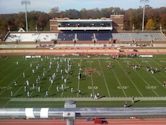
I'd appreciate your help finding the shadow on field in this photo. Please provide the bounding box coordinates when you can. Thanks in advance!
[127,100,141,107]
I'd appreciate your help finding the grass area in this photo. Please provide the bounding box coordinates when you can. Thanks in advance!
[3,100,166,108]
[0,55,166,107]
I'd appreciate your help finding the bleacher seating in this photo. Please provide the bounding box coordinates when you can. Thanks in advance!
[58,32,75,41]
[5,32,58,42]
[5,31,165,43]
[20,33,39,42]
[58,31,112,41]
[112,33,166,41]
[112,33,131,41]
[95,31,112,41]
[5,33,21,42]
[77,32,93,41]
[38,33,58,41]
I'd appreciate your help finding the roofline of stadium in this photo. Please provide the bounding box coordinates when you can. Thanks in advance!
[6,30,164,33]
[56,19,112,23]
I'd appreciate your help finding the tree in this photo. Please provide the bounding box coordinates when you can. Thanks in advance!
[80,9,88,19]
[15,13,25,29]
[37,13,50,31]
[64,9,80,19]
[86,8,101,18]
[145,19,156,30]
[0,6,165,36]
[7,16,17,31]
[160,13,166,29]
[49,6,59,18]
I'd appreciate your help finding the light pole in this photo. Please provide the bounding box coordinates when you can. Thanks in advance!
[140,0,149,32]
[21,0,30,32]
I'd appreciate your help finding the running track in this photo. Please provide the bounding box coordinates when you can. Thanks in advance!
[1,118,166,125]
[1,48,166,56]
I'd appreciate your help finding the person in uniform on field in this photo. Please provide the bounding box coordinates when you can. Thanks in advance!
[61,84,64,91]
[37,86,40,92]
[23,72,25,78]
[49,64,51,69]
[56,86,59,92]
[30,63,32,68]
[24,86,27,92]
[32,84,35,89]
[32,69,35,74]
[78,89,81,94]
[132,96,135,104]
[163,81,166,87]
[64,79,67,84]
[13,81,17,86]
[26,80,29,86]
[61,75,64,80]
[71,88,73,93]
[45,91,48,96]
[43,72,45,77]
[78,74,80,80]
[27,91,30,97]
[50,79,53,84]
[94,94,98,100]
[90,93,93,98]
[79,72,82,79]
[10,91,13,97]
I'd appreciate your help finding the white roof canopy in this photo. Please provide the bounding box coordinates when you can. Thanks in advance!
[57,19,112,23]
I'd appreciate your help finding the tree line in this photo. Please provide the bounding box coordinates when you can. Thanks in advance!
[0,6,165,38]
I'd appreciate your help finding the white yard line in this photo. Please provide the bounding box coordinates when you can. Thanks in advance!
[144,60,165,88]
[133,60,159,96]
[111,69,127,97]
[116,60,143,97]
[135,72,159,96]
[152,60,166,79]
[98,59,111,97]
[0,64,14,83]
[12,60,43,97]
[90,74,95,96]
[13,87,23,96]
[3,99,11,108]
[89,62,95,96]
[0,60,37,98]
[77,79,80,97]
[0,70,23,96]
[48,83,53,91]
[77,59,82,97]
[0,64,30,96]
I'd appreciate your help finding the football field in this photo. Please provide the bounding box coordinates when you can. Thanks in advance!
[0,55,166,107]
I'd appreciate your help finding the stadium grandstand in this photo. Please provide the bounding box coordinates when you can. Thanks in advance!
[4,31,166,43]
[2,17,166,46]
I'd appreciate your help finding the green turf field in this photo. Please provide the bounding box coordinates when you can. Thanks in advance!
[0,55,166,108]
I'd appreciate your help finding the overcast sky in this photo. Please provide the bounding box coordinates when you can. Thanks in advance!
[0,0,165,14]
